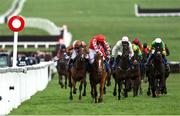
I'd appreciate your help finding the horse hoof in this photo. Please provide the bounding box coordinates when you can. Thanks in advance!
[61,84,64,88]
[113,92,117,96]
[152,94,156,98]
[124,93,128,98]
[73,89,77,94]
[147,91,151,96]
[98,98,103,103]
[107,82,111,86]
[69,96,73,100]
[82,93,86,96]
[118,96,121,100]
[79,96,82,100]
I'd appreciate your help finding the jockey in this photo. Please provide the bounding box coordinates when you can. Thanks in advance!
[54,42,68,61]
[146,38,169,70]
[112,36,134,70]
[132,43,142,58]
[142,42,150,56]
[132,38,143,51]
[68,40,87,69]
[89,34,111,72]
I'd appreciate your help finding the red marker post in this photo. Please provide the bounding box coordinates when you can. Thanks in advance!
[8,16,25,67]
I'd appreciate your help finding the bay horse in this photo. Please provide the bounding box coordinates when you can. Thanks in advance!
[56,48,69,89]
[113,42,131,100]
[147,44,166,97]
[89,52,107,103]
[69,46,87,100]
[130,50,142,97]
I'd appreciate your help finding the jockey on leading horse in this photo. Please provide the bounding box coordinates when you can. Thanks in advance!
[68,40,88,70]
[112,36,134,70]
[146,38,170,71]
[88,34,111,73]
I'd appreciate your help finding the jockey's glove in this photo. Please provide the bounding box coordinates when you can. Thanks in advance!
[162,51,166,56]
[152,49,155,54]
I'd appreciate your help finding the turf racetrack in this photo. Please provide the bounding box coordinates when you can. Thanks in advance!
[10,74,180,115]
[0,0,180,114]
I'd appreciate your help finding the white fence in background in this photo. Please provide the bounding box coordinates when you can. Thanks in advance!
[134,4,180,17]
[0,41,58,49]
[0,61,53,115]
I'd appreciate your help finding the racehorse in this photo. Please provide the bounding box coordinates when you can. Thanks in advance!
[141,50,148,83]
[69,46,87,100]
[130,50,142,97]
[89,52,107,103]
[112,42,131,100]
[56,48,69,89]
[146,44,166,97]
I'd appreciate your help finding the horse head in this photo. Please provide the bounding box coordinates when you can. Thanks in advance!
[74,46,87,69]
[154,44,163,64]
[122,42,130,58]
[94,52,105,76]
[119,42,130,70]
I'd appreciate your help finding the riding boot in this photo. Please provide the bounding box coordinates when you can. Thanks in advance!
[68,59,74,70]
[165,64,170,72]
[104,60,110,73]
[85,59,90,72]
[112,61,116,71]
[162,55,170,72]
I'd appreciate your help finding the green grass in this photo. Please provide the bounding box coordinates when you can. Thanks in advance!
[0,0,13,15]
[10,73,180,115]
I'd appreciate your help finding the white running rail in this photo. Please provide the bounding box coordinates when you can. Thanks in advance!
[0,61,53,115]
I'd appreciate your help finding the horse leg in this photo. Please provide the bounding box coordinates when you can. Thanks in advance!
[147,77,151,96]
[58,74,64,88]
[94,85,98,103]
[132,80,136,97]
[79,80,83,100]
[70,76,77,94]
[65,75,67,89]
[69,78,73,100]
[124,79,129,98]
[73,81,77,94]
[113,78,117,96]
[104,86,106,95]
[151,78,156,98]
[117,80,121,100]
[90,78,94,98]
[139,78,143,96]
[82,79,87,96]
[163,77,167,94]
[106,72,111,86]
[98,77,106,103]
[159,75,166,95]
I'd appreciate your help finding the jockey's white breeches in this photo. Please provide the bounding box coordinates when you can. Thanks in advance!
[89,49,96,64]
[71,49,77,59]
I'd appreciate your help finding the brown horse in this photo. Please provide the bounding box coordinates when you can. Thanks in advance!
[69,46,87,100]
[89,52,107,103]
[56,49,70,89]
[113,42,131,100]
[130,50,142,97]
[147,45,166,97]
